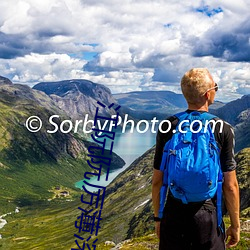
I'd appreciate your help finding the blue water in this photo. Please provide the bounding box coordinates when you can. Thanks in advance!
[75,127,156,191]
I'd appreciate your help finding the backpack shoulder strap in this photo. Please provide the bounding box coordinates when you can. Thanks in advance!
[201,112,223,230]
[173,111,189,121]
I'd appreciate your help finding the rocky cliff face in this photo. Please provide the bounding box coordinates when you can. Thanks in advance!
[234,108,250,152]
[211,94,250,152]
[33,79,119,120]
[213,94,250,125]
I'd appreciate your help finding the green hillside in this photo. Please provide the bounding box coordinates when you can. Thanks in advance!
[0,82,123,250]
[0,83,124,214]
[0,84,89,213]
[0,148,249,250]
[235,147,250,214]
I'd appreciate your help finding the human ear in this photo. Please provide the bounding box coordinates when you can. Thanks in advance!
[204,92,209,100]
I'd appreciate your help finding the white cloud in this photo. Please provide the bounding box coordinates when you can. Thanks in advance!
[0,0,249,101]
[0,53,87,85]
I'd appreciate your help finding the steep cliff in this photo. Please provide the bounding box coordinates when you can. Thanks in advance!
[33,79,119,120]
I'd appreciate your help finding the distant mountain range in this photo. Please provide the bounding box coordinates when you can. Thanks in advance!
[2,75,250,153]
[33,79,250,152]
[114,91,186,117]
[32,79,227,122]
[213,94,250,125]
[114,91,225,119]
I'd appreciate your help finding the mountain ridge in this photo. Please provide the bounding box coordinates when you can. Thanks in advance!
[213,94,250,152]
[33,79,119,121]
[213,94,250,125]
[0,75,12,85]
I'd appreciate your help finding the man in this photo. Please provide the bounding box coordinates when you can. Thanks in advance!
[152,68,240,250]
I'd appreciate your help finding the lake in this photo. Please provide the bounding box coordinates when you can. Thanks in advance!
[75,126,156,191]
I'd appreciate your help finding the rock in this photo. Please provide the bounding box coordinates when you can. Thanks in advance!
[241,219,250,232]
[104,240,116,247]
[0,219,7,229]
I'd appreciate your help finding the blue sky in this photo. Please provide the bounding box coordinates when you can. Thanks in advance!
[0,0,249,102]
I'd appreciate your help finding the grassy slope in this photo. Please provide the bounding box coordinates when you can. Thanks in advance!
[0,157,89,212]
[0,98,90,213]
[0,200,81,249]
[0,84,125,249]
[0,84,124,215]
[235,148,250,213]
[96,148,155,244]
[98,217,250,250]
[0,149,155,249]
[0,97,95,249]
[1,209,248,250]
[0,146,249,249]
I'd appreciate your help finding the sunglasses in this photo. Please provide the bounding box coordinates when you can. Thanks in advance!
[203,83,218,95]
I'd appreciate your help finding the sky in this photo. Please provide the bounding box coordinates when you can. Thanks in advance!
[0,0,249,102]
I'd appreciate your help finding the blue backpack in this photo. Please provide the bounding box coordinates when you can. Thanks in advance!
[158,111,223,228]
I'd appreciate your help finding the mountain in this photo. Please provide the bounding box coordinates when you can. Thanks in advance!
[114,90,225,120]
[114,91,249,124]
[0,79,124,213]
[114,91,186,118]
[209,100,225,110]
[32,80,227,122]
[213,94,250,125]
[212,94,250,152]
[33,79,120,121]
[0,76,248,249]
[234,108,250,152]
[0,83,86,161]
[0,75,12,85]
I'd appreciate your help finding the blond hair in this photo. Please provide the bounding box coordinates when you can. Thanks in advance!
[181,68,214,104]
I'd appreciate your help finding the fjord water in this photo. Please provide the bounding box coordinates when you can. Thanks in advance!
[75,126,156,191]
